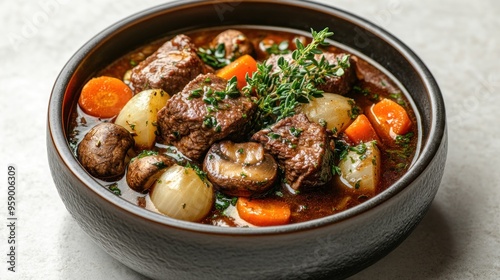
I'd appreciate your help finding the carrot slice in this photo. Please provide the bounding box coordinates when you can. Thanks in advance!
[78,76,133,118]
[367,98,412,140]
[216,54,257,90]
[236,197,291,227]
[344,114,380,145]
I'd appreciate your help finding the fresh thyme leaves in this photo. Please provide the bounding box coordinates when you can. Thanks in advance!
[188,88,203,99]
[289,127,303,137]
[197,43,230,69]
[266,40,291,55]
[224,76,240,98]
[203,115,218,129]
[243,27,349,128]
[190,77,240,132]
[267,132,281,140]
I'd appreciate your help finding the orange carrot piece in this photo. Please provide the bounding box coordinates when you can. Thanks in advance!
[216,54,257,90]
[236,197,291,227]
[78,76,133,118]
[368,98,412,140]
[344,114,380,145]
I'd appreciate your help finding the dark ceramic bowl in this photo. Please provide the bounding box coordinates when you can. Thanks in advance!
[47,0,447,279]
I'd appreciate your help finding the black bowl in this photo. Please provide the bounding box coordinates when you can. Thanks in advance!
[47,0,447,279]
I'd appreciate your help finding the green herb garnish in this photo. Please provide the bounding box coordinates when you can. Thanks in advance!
[197,43,230,69]
[243,28,349,128]
[214,192,238,212]
[185,162,209,185]
[389,92,407,106]
[289,127,303,137]
[266,40,291,55]
[131,150,159,162]
[107,183,121,196]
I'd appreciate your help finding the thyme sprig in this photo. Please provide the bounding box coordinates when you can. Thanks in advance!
[243,28,350,128]
[197,43,231,69]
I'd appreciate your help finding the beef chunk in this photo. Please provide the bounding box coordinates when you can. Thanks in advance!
[251,113,332,191]
[210,29,254,60]
[266,52,356,95]
[315,53,356,95]
[129,34,213,94]
[156,73,257,161]
[351,55,401,94]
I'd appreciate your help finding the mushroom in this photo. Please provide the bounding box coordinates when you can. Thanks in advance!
[210,29,254,60]
[77,122,134,181]
[126,154,175,193]
[203,141,278,197]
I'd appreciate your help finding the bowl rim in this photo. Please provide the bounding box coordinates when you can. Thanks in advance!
[48,0,445,236]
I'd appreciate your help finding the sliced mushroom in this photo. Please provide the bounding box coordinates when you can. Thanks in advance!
[77,122,134,181]
[203,141,278,197]
[126,154,176,193]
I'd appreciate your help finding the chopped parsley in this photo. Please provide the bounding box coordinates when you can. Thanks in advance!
[153,161,169,169]
[107,183,121,196]
[214,192,238,212]
[131,150,159,162]
[185,162,209,185]
[387,132,415,172]
[289,127,303,137]
[354,180,361,189]
[267,132,281,139]
[389,92,407,106]
[349,142,367,155]
[348,99,361,120]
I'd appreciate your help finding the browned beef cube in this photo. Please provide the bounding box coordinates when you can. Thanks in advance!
[156,73,257,161]
[251,113,332,191]
[266,52,356,95]
[129,34,213,94]
[315,52,356,95]
[351,55,401,94]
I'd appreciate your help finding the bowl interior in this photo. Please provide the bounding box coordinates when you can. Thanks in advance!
[49,0,445,234]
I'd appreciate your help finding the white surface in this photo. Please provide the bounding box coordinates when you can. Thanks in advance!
[0,0,499,279]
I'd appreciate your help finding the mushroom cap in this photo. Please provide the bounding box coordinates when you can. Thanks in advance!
[203,141,278,197]
[126,154,176,193]
[77,122,134,181]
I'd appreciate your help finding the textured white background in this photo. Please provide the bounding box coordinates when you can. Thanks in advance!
[1,0,499,279]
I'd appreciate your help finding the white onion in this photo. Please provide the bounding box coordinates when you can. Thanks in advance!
[302,93,355,135]
[150,164,214,222]
[338,141,381,195]
[115,89,170,150]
